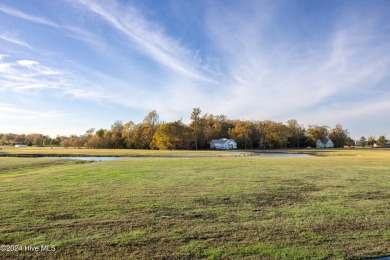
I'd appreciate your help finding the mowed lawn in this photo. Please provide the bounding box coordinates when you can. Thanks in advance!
[0,150,390,259]
[0,146,251,157]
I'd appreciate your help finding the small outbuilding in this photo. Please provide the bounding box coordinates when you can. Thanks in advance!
[316,138,334,148]
[210,138,237,150]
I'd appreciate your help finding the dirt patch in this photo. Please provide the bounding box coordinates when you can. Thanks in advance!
[349,191,390,200]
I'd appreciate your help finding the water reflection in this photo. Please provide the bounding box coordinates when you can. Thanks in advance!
[45,157,125,161]
[260,153,313,158]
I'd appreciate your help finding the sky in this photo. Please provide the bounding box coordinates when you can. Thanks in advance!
[1,0,389,139]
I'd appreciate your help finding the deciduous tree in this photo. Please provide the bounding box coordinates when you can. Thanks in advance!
[228,121,255,149]
[306,125,329,147]
[377,135,386,147]
[190,107,202,150]
[367,136,376,147]
[328,124,350,148]
[359,136,367,148]
[150,121,192,150]
[286,119,306,148]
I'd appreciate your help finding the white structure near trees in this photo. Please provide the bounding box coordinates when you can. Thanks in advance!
[316,138,334,148]
[210,138,237,150]
[14,144,27,148]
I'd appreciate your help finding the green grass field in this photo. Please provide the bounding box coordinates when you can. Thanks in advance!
[0,148,389,259]
[0,146,253,157]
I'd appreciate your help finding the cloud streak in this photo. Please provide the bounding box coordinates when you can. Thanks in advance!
[199,1,390,124]
[0,103,65,120]
[0,34,34,50]
[0,55,110,100]
[0,4,59,28]
[71,0,212,82]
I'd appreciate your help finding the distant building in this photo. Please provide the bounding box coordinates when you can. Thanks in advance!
[14,144,27,148]
[210,138,237,150]
[316,138,334,148]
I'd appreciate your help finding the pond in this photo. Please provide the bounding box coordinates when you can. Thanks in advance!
[40,154,314,160]
[43,157,126,161]
[259,153,313,158]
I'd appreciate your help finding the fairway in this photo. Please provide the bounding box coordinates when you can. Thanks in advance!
[1,149,390,259]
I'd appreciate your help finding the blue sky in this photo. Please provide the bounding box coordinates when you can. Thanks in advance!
[1,0,389,139]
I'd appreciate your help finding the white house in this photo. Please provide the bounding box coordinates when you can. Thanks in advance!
[14,144,27,148]
[210,138,237,150]
[316,138,334,148]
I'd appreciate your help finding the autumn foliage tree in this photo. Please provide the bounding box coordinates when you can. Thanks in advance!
[305,125,329,147]
[228,121,256,149]
[150,121,192,150]
[203,114,231,145]
[3,108,366,151]
[286,119,306,148]
[328,124,350,148]
[376,135,387,147]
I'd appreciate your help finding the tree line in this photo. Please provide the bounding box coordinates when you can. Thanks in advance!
[1,108,388,150]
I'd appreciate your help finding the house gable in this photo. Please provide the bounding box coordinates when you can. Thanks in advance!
[316,138,334,148]
[210,138,237,150]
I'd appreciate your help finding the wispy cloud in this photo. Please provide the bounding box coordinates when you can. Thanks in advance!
[199,1,390,122]
[0,55,110,100]
[17,59,39,68]
[0,34,34,50]
[17,59,62,75]
[0,4,59,28]
[63,25,109,55]
[0,53,6,62]
[0,103,64,120]
[0,62,15,74]
[0,3,111,56]
[71,0,212,81]
[63,0,390,127]
[0,102,89,136]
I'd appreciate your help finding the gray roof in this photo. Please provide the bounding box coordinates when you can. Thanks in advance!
[317,138,331,144]
[211,138,235,145]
